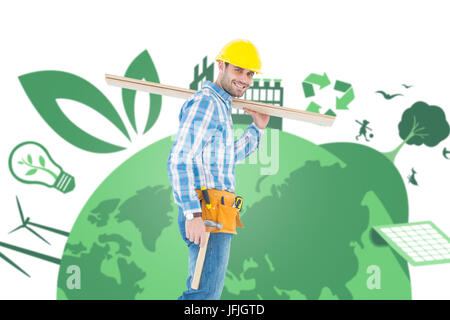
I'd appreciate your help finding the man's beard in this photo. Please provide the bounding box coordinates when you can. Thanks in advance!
[220,77,245,98]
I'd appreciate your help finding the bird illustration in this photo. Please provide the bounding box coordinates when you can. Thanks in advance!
[402,84,413,89]
[376,90,404,100]
[407,168,418,186]
[9,196,50,245]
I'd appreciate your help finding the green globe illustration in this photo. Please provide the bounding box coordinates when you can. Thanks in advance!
[56,126,411,299]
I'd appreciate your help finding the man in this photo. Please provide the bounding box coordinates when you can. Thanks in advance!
[167,39,270,300]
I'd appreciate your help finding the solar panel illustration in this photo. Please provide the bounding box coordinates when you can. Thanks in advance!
[373,221,450,266]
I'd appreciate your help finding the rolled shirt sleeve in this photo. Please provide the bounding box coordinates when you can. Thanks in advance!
[234,121,264,164]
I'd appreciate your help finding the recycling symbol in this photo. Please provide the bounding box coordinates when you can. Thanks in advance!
[302,72,354,116]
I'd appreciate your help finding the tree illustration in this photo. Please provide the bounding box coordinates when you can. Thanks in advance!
[384,101,449,162]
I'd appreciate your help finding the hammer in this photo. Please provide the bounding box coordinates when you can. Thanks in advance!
[191,220,223,290]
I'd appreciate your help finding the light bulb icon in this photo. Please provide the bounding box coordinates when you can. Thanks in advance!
[9,141,75,193]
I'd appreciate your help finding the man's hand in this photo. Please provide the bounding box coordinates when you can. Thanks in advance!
[243,107,270,130]
[185,216,207,247]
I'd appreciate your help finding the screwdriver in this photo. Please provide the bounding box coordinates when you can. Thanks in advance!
[201,186,212,209]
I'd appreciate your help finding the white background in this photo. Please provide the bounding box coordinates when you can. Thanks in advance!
[0,0,449,299]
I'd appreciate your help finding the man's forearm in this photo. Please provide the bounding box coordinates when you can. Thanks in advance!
[234,121,264,163]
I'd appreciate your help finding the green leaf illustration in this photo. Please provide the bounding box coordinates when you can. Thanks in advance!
[27,154,32,164]
[26,169,37,176]
[17,161,24,165]
[39,155,46,167]
[19,71,131,153]
[122,50,162,135]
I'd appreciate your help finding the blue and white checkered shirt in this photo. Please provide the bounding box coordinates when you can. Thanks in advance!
[167,80,264,217]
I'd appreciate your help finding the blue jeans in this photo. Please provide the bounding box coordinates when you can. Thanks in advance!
[177,206,233,300]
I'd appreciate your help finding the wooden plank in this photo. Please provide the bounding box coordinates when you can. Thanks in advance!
[105,74,335,127]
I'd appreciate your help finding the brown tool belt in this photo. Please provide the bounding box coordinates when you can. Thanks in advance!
[195,188,244,235]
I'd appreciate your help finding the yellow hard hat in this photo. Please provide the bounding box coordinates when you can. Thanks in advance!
[216,39,262,74]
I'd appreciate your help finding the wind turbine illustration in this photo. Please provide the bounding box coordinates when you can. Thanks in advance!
[0,250,30,277]
[0,196,69,277]
[9,196,70,245]
[0,240,62,278]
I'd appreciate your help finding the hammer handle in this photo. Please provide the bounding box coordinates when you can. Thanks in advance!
[191,232,211,290]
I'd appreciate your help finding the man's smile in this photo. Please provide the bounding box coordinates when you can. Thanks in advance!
[232,80,247,90]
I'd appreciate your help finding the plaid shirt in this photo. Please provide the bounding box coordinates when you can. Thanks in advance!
[167,81,264,217]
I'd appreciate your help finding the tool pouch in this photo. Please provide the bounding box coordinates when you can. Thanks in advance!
[196,188,244,235]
